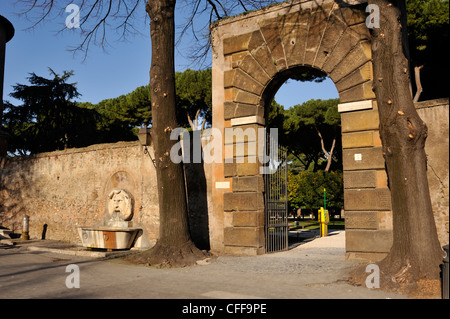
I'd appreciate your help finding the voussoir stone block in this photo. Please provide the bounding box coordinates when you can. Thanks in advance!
[224,88,260,105]
[322,23,370,74]
[333,5,368,27]
[281,10,310,67]
[224,102,262,120]
[313,13,348,69]
[248,31,278,78]
[223,33,252,55]
[330,41,372,83]
[231,68,264,96]
[239,54,271,85]
[335,62,373,93]
[304,5,335,66]
[339,80,375,103]
[231,51,249,68]
[259,22,286,71]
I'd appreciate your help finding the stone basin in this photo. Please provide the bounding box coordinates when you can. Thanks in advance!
[77,226,140,250]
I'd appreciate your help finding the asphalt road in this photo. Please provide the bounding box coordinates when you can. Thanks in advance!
[0,230,408,302]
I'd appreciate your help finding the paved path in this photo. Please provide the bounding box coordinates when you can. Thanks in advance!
[0,231,407,300]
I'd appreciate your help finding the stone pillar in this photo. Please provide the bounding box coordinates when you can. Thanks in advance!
[223,116,266,255]
[338,99,393,261]
[0,15,14,157]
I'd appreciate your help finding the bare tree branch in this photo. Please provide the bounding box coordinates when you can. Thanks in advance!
[15,0,145,61]
[15,0,281,65]
[177,0,281,68]
[317,129,336,172]
[413,65,423,103]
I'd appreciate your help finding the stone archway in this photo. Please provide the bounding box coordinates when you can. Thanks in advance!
[210,0,393,260]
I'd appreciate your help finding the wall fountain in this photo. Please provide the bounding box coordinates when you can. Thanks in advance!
[78,189,141,250]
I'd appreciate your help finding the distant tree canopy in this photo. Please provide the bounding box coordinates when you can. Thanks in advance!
[175,68,212,130]
[278,98,342,173]
[270,98,343,212]
[287,170,343,212]
[78,84,152,144]
[3,68,213,155]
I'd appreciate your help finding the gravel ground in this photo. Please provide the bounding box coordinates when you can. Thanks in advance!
[210,230,356,280]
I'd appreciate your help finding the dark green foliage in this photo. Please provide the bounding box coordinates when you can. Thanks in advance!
[175,68,212,129]
[266,97,344,212]
[287,170,343,212]
[288,67,327,83]
[78,84,152,143]
[4,69,100,155]
[282,98,342,172]
[407,0,449,100]
[3,68,214,155]
[267,100,285,131]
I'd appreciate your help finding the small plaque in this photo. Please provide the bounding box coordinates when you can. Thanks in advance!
[215,181,230,189]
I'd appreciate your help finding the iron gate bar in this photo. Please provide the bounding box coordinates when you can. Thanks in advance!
[264,131,288,253]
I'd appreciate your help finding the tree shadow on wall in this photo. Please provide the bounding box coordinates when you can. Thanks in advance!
[183,131,210,251]
[0,156,36,235]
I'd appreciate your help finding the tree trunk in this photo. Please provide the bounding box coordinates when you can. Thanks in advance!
[128,0,205,267]
[366,0,443,296]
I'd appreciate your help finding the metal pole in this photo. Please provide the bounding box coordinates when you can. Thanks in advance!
[22,215,29,240]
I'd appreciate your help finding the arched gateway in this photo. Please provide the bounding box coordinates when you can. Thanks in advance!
[210,0,393,261]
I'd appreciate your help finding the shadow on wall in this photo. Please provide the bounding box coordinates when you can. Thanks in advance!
[184,131,210,251]
[0,156,36,236]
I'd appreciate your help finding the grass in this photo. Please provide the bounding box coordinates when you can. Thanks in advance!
[289,219,345,231]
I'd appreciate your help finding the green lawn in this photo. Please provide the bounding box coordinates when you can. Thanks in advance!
[289,219,345,230]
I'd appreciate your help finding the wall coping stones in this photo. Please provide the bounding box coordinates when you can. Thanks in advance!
[214,0,336,29]
[5,141,142,161]
[414,98,449,110]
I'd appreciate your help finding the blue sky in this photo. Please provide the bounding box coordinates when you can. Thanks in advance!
[1,1,338,109]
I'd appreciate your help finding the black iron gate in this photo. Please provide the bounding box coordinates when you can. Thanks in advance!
[263,131,288,253]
